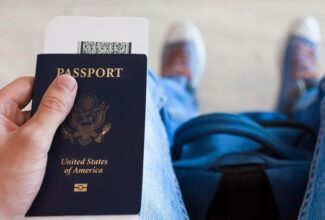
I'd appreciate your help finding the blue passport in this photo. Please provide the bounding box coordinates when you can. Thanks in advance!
[27,54,147,216]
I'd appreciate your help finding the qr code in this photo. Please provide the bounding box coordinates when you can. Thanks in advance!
[80,41,132,54]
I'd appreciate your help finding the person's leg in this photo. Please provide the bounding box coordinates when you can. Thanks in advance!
[277,17,322,131]
[278,17,325,220]
[140,70,189,220]
[158,22,206,141]
[141,22,206,219]
[298,78,325,220]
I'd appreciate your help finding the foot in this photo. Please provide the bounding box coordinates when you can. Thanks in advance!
[161,22,206,91]
[277,16,321,115]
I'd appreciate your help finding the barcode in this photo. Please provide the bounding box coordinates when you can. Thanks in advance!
[80,41,132,54]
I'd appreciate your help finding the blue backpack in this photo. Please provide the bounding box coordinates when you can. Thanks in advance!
[172,112,316,220]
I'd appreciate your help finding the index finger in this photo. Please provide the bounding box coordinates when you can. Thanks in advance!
[0,76,34,109]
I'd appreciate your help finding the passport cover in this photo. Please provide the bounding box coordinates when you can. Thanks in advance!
[27,54,147,216]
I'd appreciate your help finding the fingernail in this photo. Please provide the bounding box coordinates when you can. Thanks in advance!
[56,75,76,92]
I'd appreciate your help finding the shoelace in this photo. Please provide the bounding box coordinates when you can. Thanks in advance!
[161,42,194,79]
[291,41,318,80]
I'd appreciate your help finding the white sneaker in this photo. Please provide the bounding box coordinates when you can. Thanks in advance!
[161,22,206,91]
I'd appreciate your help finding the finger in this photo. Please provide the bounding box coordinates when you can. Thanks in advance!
[8,110,30,127]
[0,77,34,109]
[22,75,77,148]
[14,110,31,126]
[23,110,31,122]
[0,114,19,133]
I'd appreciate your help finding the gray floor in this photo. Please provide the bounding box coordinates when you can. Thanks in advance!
[1,0,325,113]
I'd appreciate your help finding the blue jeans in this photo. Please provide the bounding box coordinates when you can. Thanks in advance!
[298,78,325,220]
[140,70,196,220]
[141,68,324,219]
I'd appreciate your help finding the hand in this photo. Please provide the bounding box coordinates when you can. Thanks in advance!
[0,75,77,220]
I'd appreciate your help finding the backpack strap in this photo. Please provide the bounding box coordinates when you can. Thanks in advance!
[172,113,311,160]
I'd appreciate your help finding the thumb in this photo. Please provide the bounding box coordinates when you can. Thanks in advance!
[24,75,77,141]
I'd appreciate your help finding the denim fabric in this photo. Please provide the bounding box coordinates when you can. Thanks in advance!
[292,86,322,132]
[298,78,325,220]
[141,67,325,219]
[140,70,189,220]
[159,76,199,142]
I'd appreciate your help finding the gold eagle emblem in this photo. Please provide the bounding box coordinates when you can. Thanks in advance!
[61,93,111,146]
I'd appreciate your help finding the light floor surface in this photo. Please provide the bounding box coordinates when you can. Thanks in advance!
[1,0,325,113]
